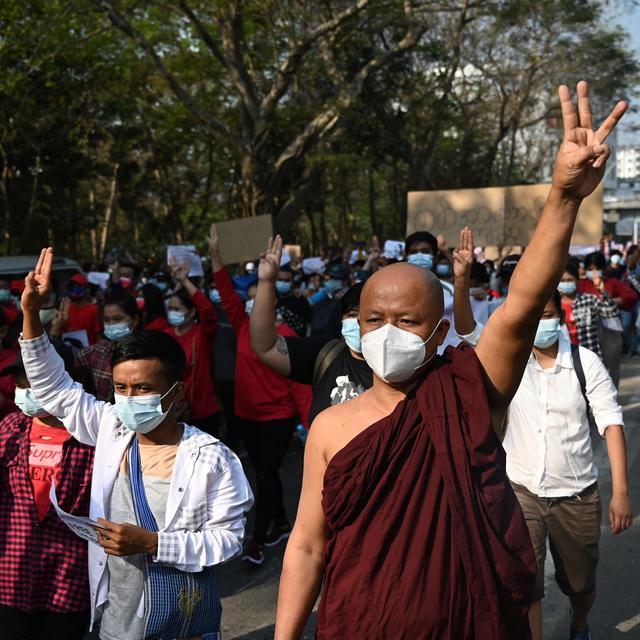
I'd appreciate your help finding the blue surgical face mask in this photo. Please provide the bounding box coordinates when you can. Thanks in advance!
[104,323,131,341]
[341,317,361,353]
[585,270,602,281]
[325,279,344,293]
[610,254,622,266]
[558,282,577,296]
[151,280,169,293]
[209,289,222,304]
[275,280,292,295]
[0,289,11,302]
[534,318,561,349]
[14,387,48,418]
[167,310,187,327]
[114,383,178,434]
[436,263,451,277]
[407,252,434,270]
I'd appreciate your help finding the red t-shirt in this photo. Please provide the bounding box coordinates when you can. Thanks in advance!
[28,419,72,521]
[165,290,219,420]
[0,348,17,418]
[561,300,578,345]
[145,316,170,332]
[65,302,102,345]
[1,301,19,326]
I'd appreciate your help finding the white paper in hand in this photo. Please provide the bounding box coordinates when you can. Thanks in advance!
[166,245,204,278]
[49,482,103,546]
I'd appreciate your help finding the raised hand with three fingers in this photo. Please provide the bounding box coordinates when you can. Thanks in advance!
[22,248,54,314]
[552,80,627,200]
[453,227,474,281]
[259,235,283,284]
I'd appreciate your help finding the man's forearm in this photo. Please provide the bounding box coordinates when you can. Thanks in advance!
[506,187,581,320]
[250,280,278,354]
[275,546,324,640]
[22,307,45,341]
[605,425,629,495]
[454,275,476,336]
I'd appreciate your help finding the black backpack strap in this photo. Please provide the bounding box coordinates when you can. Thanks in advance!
[571,343,590,413]
[313,338,347,390]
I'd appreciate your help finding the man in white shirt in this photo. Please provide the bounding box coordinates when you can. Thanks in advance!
[19,248,254,640]
[504,290,633,640]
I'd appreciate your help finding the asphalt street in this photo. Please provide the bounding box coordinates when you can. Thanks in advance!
[218,357,640,640]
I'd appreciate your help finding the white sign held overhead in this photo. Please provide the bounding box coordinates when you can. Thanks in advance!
[166,245,204,278]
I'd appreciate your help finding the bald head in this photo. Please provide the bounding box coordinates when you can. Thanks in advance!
[363,263,443,315]
[360,262,446,340]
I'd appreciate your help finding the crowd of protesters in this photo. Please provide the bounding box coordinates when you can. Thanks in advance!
[0,82,635,640]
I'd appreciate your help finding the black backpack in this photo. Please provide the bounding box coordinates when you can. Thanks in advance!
[312,338,347,391]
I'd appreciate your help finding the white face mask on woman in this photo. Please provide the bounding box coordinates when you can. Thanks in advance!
[360,320,442,383]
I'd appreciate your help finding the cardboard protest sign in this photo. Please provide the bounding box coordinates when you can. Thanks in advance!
[407,187,505,247]
[166,245,204,277]
[503,183,603,246]
[407,183,603,246]
[215,215,273,266]
[284,244,302,260]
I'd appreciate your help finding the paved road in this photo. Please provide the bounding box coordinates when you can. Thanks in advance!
[219,359,640,639]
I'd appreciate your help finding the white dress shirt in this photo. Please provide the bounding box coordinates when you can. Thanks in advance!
[20,332,254,629]
[504,333,623,498]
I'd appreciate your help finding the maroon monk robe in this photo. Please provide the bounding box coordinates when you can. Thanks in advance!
[318,343,536,639]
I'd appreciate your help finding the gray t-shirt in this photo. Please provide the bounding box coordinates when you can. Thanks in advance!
[99,445,175,640]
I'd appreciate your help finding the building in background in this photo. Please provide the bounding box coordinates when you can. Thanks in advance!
[603,134,640,241]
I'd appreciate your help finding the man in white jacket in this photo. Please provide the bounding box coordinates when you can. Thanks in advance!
[19,248,253,640]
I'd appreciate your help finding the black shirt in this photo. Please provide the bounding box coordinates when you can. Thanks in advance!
[277,295,312,336]
[286,336,373,424]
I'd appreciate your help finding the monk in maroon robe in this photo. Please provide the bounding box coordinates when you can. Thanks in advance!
[273,82,626,639]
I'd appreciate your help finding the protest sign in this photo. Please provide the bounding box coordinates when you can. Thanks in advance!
[302,257,325,274]
[407,183,603,246]
[63,330,89,348]
[87,272,110,290]
[382,240,405,260]
[166,245,204,277]
[50,483,104,546]
[215,214,273,265]
[284,244,302,260]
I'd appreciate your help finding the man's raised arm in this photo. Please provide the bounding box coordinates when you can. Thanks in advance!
[249,235,292,377]
[476,81,627,419]
[20,248,112,446]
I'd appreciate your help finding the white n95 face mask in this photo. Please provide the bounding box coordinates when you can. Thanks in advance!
[360,320,442,383]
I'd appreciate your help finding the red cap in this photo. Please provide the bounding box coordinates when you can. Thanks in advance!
[70,273,89,285]
[9,279,25,294]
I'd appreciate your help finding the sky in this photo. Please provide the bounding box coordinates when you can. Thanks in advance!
[610,2,640,144]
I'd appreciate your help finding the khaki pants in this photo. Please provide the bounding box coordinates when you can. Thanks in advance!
[511,482,601,602]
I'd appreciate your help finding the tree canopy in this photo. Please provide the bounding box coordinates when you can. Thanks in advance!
[1,0,637,260]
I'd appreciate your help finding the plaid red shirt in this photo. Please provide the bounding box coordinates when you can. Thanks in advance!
[0,411,94,613]
[74,339,115,402]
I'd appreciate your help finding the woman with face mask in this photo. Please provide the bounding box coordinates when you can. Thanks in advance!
[64,274,102,346]
[579,252,637,386]
[0,346,94,640]
[503,291,632,640]
[558,260,620,360]
[73,296,140,403]
[140,283,169,331]
[164,257,221,438]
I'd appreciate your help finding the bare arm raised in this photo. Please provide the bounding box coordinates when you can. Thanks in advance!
[249,235,292,376]
[477,81,627,422]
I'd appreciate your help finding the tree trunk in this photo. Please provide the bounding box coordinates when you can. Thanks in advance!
[99,163,119,259]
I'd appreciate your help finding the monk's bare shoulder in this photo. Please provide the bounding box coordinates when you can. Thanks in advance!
[310,390,379,464]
